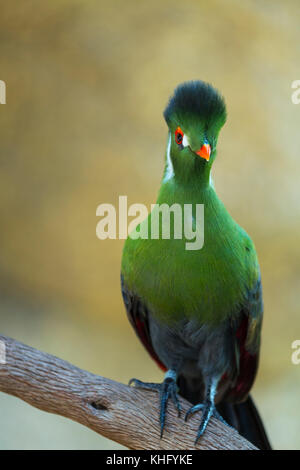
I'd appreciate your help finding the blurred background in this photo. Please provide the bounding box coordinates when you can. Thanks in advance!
[0,0,299,450]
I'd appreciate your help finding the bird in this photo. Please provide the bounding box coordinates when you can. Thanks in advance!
[121,80,271,449]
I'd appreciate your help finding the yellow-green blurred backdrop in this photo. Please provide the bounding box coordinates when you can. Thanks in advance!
[0,0,300,449]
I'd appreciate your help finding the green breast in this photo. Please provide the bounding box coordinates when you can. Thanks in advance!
[121,180,259,326]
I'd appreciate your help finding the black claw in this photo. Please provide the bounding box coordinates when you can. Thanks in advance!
[195,432,203,445]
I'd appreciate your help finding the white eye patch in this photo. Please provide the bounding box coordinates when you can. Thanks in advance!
[182,134,189,147]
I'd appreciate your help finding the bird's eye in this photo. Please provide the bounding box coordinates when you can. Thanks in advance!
[175,127,184,145]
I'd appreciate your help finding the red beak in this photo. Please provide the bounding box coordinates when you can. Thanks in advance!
[195,143,211,161]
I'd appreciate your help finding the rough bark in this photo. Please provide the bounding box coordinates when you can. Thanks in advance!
[0,335,257,450]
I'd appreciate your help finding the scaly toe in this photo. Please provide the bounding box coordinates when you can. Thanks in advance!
[195,402,214,444]
[128,378,161,392]
[159,378,181,437]
[128,373,181,439]
[185,403,204,422]
[170,384,182,417]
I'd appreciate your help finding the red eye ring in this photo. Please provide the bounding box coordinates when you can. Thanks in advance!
[175,126,184,145]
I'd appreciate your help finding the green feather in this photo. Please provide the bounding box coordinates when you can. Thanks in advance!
[121,81,260,326]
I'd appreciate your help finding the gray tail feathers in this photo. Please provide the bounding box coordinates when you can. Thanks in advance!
[177,375,271,450]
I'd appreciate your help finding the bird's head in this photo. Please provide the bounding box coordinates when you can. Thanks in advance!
[163,80,226,185]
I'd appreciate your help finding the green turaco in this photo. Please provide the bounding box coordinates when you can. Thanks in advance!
[121,80,270,449]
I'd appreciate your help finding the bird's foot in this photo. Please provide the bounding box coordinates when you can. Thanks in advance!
[185,401,231,444]
[129,370,181,437]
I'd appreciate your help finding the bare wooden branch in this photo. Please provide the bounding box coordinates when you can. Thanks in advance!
[0,335,256,450]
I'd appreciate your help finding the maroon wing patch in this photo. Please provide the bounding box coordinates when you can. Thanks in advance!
[121,276,167,372]
[227,314,259,402]
[227,279,263,403]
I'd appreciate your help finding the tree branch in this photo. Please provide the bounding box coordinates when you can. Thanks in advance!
[0,335,256,450]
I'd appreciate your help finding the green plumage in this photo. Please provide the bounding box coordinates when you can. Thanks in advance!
[121,81,270,449]
[122,171,259,326]
[121,80,260,326]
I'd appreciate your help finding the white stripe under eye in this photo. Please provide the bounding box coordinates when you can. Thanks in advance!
[182,134,189,147]
[163,133,174,182]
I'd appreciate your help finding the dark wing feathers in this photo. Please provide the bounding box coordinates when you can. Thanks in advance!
[121,274,270,448]
[121,275,167,372]
[227,278,263,402]
[121,273,263,399]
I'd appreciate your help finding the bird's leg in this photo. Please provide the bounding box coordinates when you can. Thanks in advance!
[185,376,230,444]
[129,369,181,437]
